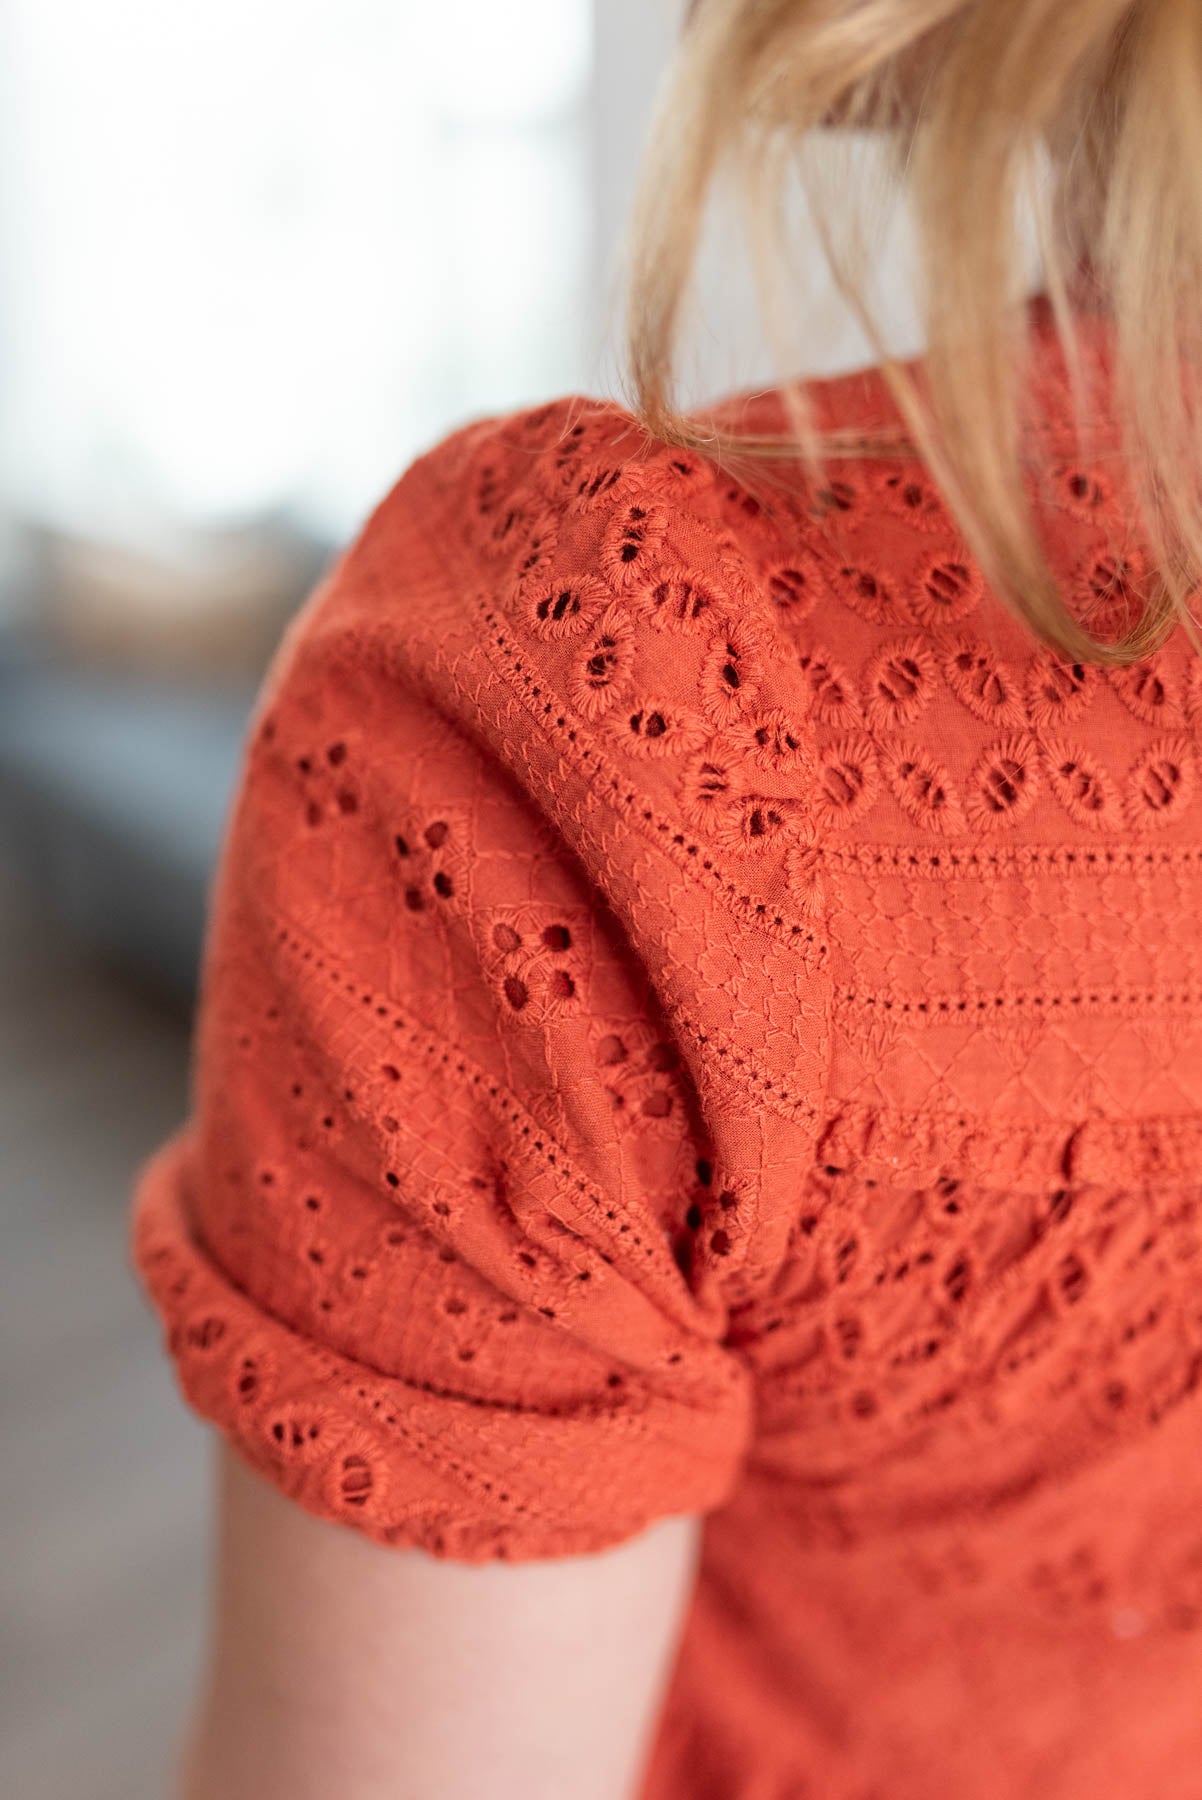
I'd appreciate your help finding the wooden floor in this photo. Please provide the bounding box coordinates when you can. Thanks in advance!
[2,868,211,1800]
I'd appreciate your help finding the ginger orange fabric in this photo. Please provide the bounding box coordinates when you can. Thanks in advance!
[131,295,1202,1797]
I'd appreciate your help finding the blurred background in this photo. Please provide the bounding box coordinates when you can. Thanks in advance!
[0,4,928,1795]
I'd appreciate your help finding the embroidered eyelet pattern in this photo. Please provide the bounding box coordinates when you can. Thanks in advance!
[965,732,1042,831]
[884,738,969,836]
[942,640,1028,728]
[568,604,636,719]
[863,637,939,730]
[872,464,948,532]
[136,379,1202,1768]
[910,555,984,629]
[1025,655,1095,728]
[524,576,609,640]
[599,497,669,593]
[699,616,764,726]
[606,698,711,759]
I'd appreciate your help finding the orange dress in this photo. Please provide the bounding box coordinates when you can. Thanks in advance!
[131,295,1202,1799]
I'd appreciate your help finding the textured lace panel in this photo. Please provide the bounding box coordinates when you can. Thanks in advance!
[129,320,1202,1795]
[131,577,755,1559]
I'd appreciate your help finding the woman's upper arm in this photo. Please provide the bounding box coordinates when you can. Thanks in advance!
[184,1440,703,1800]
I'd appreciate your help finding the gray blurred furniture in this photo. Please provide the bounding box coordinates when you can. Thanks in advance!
[0,647,255,1000]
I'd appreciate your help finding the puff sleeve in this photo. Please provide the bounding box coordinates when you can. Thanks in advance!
[128,471,754,1563]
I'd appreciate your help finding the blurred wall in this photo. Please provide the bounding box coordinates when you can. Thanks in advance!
[589,0,930,409]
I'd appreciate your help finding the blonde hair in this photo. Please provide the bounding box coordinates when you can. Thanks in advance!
[620,0,1202,667]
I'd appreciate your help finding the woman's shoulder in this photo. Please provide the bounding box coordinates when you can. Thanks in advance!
[281,390,829,783]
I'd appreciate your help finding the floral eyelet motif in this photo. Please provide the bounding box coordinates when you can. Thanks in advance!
[1072,545,1149,641]
[784,841,826,916]
[1041,737,1121,830]
[762,554,826,626]
[1187,656,1202,730]
[941,638,1028,729]
[487,907,586,1021]
[910,555,984,630]
[537,410,635,508]
[880,738,967,836]
[510,522,560,604]
[699,616,764,726]
[730,793,811,854]
[262,1399,343,1466]
[809,478,858,519]
[291,733,372,832]
[599,497,668,593]
[568,603,636,719]
[873,464,947,532]
[635,568,723,631]
[525,576,610,640]
[1125,735,1196,830]
[863,637,938,730]
[593,1020,688,1136]
[392,813,468,917]
[321,1424,392,1523]
[736,705,814,776]
[678,746,742,838]
[965,733,1042,831]
[1050,464,1113,522]
[797,647,863,728]
[1025,655,1096,729]
[482,501,531,566]
[832,563,910,628]
[606,699,710,759]
[812,732,880,829]
[1107,655,1186,729]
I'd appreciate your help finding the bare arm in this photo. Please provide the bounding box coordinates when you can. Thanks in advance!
[180,1440,702,1800]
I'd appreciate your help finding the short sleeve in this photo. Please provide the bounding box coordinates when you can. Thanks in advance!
[128,484,754,1562]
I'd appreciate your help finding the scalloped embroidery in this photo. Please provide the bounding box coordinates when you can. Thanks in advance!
[941,638,1028,728]
[737,704,814,775]
[872,464,949,532]
[785,841,826,916]
[797,647,863,728]
[1047,463,1115,524]
[729,792,813,855]
[1041,737,1122,831]
[537,411,631,507]
[678,745,743,838]
[524,575,610,640]
[879,738,967,836]
[481,497,532,566]
[567,603,636,719]
[809,477,859,520]
[321,1422,394,1523]
[592,1017,691,1135]
[568,463,630,508]
[1125,735,1197,831]
[863,637,939,730]
[700,616,765,727]
[1025,655,1096,729]
[831,563,912,628]
[1187,656,1202,730]
[635,568,724,631]
[813,731,880,828]
[964,733,1042,831]
[1072,545,1150,642]
[510,520,560,601]
[1107,655,1187,729]
[910,555,984,630]
[762,553,827,626]
[605,698,711,759]
[599,498,669,594]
